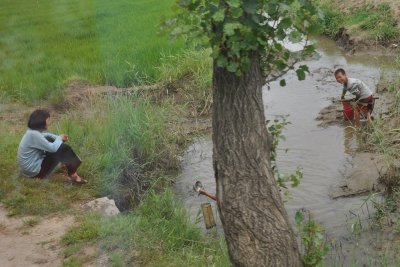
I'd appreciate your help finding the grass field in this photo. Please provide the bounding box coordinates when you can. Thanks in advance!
[0,0,184,102]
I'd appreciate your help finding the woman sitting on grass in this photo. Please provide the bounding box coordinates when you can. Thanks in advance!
[17,109,87,184]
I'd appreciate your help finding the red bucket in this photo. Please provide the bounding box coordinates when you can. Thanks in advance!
[342,102,354,120]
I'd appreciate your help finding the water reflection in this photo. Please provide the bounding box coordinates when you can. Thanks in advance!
[343,124,357,155]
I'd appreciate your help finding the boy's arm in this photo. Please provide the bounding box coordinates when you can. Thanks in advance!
[341,88,346,99]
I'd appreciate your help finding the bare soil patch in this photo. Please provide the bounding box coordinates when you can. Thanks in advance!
[330,153,386,198]
[0,204,75,267]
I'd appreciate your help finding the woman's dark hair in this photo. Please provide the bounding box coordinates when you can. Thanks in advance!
[28,109,50,130]
[334,68,346,76]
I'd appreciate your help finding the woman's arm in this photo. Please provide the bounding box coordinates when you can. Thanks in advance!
[31,131,63,153]
[42,132,59,141]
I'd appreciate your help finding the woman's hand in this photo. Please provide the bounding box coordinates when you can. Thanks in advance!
[59,134,69,142]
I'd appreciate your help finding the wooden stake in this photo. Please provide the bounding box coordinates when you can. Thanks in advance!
[201,203,216,229]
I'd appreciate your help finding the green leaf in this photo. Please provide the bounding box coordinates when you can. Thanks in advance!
[274,60,287,71]
[295,210,304,225]
[212,9,225,22]
[226,0,241,8]
[243,0,258,14]
[231,7,243,18]
[223,23,241,36]
[282,51,290,61]
[276,28,287,40]
[279,18,292,29]
[216,55,228,67]
[298,64,310,73]
[280,79,286,87]
[289,30,302,43]
[227,62,239,72]
[302,44,315,55]
[296,69,306,81]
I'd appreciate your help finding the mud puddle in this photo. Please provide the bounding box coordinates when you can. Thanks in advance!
[173,37,396,265]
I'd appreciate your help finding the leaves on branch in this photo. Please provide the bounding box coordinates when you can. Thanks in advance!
[170,0,322,82]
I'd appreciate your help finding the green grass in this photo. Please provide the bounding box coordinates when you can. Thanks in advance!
[62,190,230,266]
[63,256,83,267]
[158,49,213,115]
[0,0,183,102]
[319,2,399,42]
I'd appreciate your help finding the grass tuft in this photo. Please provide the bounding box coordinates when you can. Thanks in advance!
[158,49,213,115]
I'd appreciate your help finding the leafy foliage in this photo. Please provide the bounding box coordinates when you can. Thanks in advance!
[319,4,343,37]
[295,210,329,267]
[170,0,321,81]
[267,117,303,188]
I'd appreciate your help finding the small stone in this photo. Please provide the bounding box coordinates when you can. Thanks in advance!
[34,258,48,264]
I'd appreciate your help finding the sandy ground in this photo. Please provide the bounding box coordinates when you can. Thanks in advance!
[0,204,75,267]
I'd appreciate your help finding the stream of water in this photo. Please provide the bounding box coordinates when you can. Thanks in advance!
[173,37,392,265]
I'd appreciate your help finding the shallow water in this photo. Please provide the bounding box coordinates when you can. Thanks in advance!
[173,37,392,265]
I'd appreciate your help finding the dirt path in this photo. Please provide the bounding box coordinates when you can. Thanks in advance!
[0,204,75,267]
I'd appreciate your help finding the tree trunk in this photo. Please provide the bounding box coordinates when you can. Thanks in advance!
[212,52,301,266]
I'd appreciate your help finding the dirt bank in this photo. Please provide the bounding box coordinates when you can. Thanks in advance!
[332,0,400,25]
[334,28,400,56]
[323,0,400,55]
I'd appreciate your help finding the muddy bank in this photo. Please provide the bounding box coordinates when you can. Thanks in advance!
[316,92,394,128]
[320,0,400,55]
[333,27,400,56]
[330,153,386,198]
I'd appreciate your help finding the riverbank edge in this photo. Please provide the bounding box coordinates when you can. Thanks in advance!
[318,0,400,56]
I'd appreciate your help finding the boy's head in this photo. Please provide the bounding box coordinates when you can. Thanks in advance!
[334,68,347,85]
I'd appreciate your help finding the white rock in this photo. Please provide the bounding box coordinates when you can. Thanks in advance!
[81,197,120,216]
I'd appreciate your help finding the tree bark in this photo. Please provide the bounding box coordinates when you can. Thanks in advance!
[212,52,301,266]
